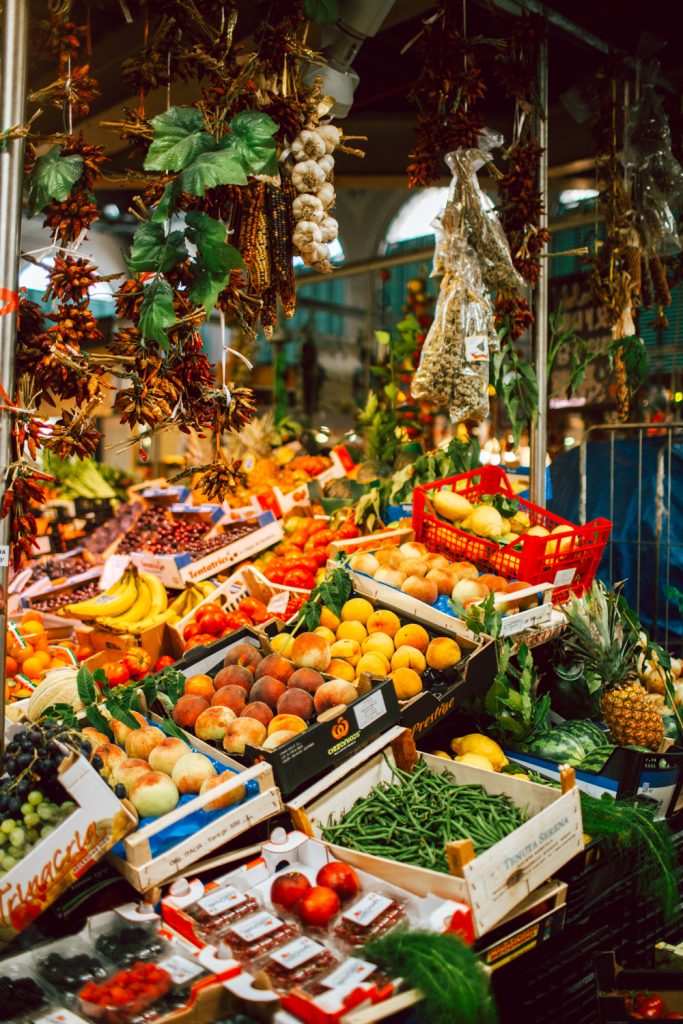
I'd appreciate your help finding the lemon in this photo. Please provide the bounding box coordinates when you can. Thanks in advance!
[431,750,452,760]
[450,734,508,771]
[454,753,495,771]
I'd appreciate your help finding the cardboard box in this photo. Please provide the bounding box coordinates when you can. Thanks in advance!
[287,729,584,937]
[78,620,186,662]
[132,512,284,588]
[0,745,136,949]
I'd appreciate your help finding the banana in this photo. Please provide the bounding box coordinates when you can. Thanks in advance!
[127,606,175,634]
[108,574,153,626]
[66,569,139,620]
[143,571,168,614]
[198,580,216,598]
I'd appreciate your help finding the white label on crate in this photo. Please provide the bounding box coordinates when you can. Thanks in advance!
[157,955,204,985]
[267,590,289,615]
[270,936,325,970]
[355,690,387,730]
[36,1011,85,1024]
[552,567,576,587]
[342,893,393,927]
[320,958,377,991]
[197,885,248,917]
[0,545,9,568]
[465,335,489,361]
[231,911,282,941]
[99,554,131,591]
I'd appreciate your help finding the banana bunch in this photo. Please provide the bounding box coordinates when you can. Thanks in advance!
[66,567,172,635]
[166,580,215,626]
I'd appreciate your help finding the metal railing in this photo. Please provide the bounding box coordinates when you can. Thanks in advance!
[579,422,683,649]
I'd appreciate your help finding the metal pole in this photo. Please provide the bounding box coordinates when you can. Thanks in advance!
[0,0,30,752]
[530,17,549,506]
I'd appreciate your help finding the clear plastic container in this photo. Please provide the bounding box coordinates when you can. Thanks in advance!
[93,922,167,967]
[260,935,340,992]
[333,893,406,947]
[181,883,260,943]
[304,956,393,998]
[79,961,173,1024]
[36,943,109,995]
[0,966,53,1023]
[221,910,299,962]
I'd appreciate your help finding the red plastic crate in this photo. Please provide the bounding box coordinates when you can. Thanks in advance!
[412,465,612,601]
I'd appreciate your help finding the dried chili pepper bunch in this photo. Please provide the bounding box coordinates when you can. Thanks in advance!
[407,5,487,187]
[494,291,534,341]
[256,0,306,78]
[30,12,99,119]
[42,133,106,245]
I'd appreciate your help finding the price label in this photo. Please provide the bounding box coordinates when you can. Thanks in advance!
[157,955,204,985]
[355,690,387,730]
[0,544,11,568]
[266,591,289,615]
[465,335,489,361]
[99,554,130,592]
[230,911,282,941]
[36,1011,85,1024]
[270,936,324,969]
[321,958,377,991]
[197,885,248,917]
[343,893,393,927]
[552,568,576,587]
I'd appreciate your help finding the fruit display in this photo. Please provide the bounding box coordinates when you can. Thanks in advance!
[30,578,101,614]
[180,595,273,652]
[253,511,360,580]
[116,505,256,557]
[64,567,178,636]
[4,612,83,702]
[27,552,96,583]
[222,453,335,510]
[79,960,173,1024]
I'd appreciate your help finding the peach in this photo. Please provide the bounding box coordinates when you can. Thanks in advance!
[503,581,539,610]
[173,694,210,729]
[426,554,451,570]
[399,558,429,578]
[314,626,337,644]
[195,706,237,742]
[148,737,191,775]
[314,680,358,714]
[426,568,457,596]
[224,643,262,673]
[240,701,274,728]
[348,552,380,575]
[200,772,246,812]
[94,743,127,781]
[336,620,367,644]
[211,685,247,716]
[249,675,287,710]
[130,772,179,818]
[394,623,429,653]
[213,665,253,691]
[452,579,489,607]
[426,637,462,670]
[340,598,374,624]
[366,609,401,638]
[262,730,298,750]
[356,652,390,677]
[374,567,407,589]
[391,646,426,673]
[114,758,151,793]
[391,667,423,700]
[362,633,394,660]
[109,710,146,747]
[319,606,341,631]
[291,632,331,671]
[288,667,325,693]
[327,659,356,683]
[223,717,267,755]
[81,727,111,749]
[172,752,216,794]
[399,542,429,560]
[255,654,294,684]
[125,725,166,761]
[268,713,308,736]
[374,547,403,569]
[270,633,294,658]
[330,638,361,663]
[277,688,314,721]
[184,674,215,700]
[450,562,479,582]
[401,575,438,605]
[477,574,508,593]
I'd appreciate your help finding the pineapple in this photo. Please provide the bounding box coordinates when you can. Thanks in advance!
[562,583,664,750]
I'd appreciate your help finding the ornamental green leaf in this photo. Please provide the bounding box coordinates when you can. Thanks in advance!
[128,222,188,274]
[144,106,213,171]
[26,147,83,215]
[226,110,279,176]
[188,268,229,313]
[185,211,245,274]
[139,278,176,350]
[179,147,248,196]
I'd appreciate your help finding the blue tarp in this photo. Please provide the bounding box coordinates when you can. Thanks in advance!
[549,439,683,640]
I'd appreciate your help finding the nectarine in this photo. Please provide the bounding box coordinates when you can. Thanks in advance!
[173,694,210,729]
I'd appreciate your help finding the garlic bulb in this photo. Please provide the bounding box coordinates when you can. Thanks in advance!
[293,220,323,250]
[316,182,335,210]
[292,193,324,224]
[303,243,329,266]
[291,129,326,162]
[291,159,326,193]
[317,124,341,154]
[319,216,338,244]
[318,154,335,179]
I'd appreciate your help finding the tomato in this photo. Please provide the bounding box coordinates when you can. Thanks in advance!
[155,655,175,671]
[338,520,360,540]
[665,1015,683,1019]
[265,563,287,584]
[307,520,328,535]
[283,568,316,590]
[197,609,229,636]
[183,621,203,642]
[288,531,310,549]
[184,632,216,650]
[635,995,666,1018]
[75,645,93,662]
[224,610,253,630]
[122,646,152,680]
[316,862,360,903]
[270,871,311,911]
[238,597,270,624]
[193,601,223,616]
[294,555,320,575]
[103,662,131,687]
[295,885,340,927]
[306,529,337,550]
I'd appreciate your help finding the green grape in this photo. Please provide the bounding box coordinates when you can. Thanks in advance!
[0,832,7,847]
[2,856,16,871]
[0,820,16,834]
[37,804,54,821]
[24,812,40,828]
[60,801,76,812]
[28,791,44,806]
[28,828,39,843]
[40,825,54,839]
[20,803,32,817]
[9,828,25,848]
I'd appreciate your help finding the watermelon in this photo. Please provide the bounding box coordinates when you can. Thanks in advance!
[559,721,608,753]
[526,731,587,765]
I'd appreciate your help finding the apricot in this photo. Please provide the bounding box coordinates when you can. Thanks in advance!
[213,665,253,691]
[240,701,274,728]
[314,626,337,645]
[327,659,356,683]
[249,674,287,710]
[270,633,294,658]
[195,705,237,741]
[425,568,457,596]
[426,637,462,671]
[401,576,439,606]
[477,574,508,593]
[374,547,403,569]
[391,646,426,673]
[450,562,479,582]
[399,558,429,578]
[330,638,361,664]
[394,623,429,653]
[340,598,374,624]
[319,606,341,631]
[184,674,215,700]
[391,667,423,700]
[223,718,267,755]
[255,654,294,684]
[277,687,314,721]
[268,713,308,736]
[288,667,325,693]
[223,643,262,673]
[336,620,367,644]
[356,652,391,677]
[125,725,166,761]
[314,680,359,713]
[211,685,247,716]
[291,632,331,671]
[366,609,401,638]
[362,633,394,660]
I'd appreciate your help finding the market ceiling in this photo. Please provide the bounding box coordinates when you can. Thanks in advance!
[25,0,680,191]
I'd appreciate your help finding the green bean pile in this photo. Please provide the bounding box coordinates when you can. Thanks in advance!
[321,758,528,873]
